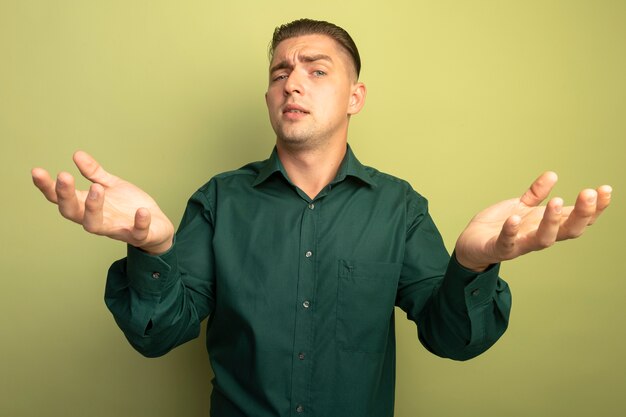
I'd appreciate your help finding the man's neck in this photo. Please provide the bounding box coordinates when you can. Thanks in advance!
[276,140,347,200]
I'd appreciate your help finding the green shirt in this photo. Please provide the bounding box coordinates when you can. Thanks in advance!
[105,145,511,417]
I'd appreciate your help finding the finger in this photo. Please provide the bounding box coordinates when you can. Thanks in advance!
[520,171,558,207]
[131,208,151,242]
[588,185,612,225]
[31,168,59,203]
[534,197,563,249]
[558,189,597,240]
[495,215,521,259]
[82,184,105,234]
[73,150,117,186]
[56,172,84,222]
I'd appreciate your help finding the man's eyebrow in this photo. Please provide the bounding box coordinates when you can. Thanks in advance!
[270,54,334,73]
[300,54,333,64]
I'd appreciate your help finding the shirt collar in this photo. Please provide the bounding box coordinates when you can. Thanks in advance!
[252,144,377,188]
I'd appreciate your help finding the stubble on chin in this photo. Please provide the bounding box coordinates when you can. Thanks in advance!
[275,125,326,152]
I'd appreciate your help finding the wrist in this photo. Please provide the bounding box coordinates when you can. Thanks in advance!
[140,236,174,256]
[453,250,490,273]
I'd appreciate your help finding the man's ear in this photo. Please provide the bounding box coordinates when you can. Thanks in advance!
[347,82,367,116]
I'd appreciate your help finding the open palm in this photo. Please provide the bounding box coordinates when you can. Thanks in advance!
[32,151,175,254]
[454,172,611,271]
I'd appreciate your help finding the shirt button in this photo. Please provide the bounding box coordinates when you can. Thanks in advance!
[305,250,313,258]
[308,203,315,210]
[302,300,311,309]
[296,405,304,413]
[151,272,161,280]
[298,352,306,360]
[471,289,480,297]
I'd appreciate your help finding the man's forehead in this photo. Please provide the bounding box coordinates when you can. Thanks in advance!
[270,34,346,66]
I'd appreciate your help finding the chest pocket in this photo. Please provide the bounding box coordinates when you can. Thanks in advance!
[336,260,402,353]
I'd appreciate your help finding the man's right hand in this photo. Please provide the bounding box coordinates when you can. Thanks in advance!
[31,151,175,255]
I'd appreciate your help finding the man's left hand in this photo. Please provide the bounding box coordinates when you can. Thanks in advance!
[454,171,612,272]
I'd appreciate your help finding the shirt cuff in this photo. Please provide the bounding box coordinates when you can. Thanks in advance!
[126,242,179,295]
[441,252,501,309]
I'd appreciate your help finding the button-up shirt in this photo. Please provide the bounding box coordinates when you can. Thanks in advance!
[105,145,511,417]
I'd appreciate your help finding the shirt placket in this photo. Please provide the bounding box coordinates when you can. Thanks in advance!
[290,198,319,416]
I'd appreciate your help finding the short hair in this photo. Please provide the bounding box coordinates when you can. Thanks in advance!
[269,18,361,78]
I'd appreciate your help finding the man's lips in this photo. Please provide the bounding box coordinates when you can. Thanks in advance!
[282,104,309,114]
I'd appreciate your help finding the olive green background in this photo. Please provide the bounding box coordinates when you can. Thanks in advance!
[1,1,624,416]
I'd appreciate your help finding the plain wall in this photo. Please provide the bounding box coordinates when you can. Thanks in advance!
[1,1,624,416]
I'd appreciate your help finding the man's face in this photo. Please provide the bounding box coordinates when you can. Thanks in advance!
[265,34,365,150]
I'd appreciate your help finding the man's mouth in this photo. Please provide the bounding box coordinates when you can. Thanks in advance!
[283,104,309,114]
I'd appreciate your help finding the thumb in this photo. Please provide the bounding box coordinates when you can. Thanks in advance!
[131,207,151,242]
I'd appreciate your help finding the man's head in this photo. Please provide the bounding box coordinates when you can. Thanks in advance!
[265,19,366,151]
[269,18,361,80]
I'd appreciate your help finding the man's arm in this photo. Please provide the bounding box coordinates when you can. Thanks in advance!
[105,190,216,357]
[398,173,611,360]
[32,152,214,356]
[396,197,511,361]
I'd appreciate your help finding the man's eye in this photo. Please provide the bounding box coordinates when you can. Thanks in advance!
[273,74,288,81]
[313,70,326,77]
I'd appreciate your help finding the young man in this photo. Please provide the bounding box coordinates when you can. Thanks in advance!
[32,19,611,417]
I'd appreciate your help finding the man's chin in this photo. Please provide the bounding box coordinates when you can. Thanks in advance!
[277,132,313,145]
[276,134,324,151]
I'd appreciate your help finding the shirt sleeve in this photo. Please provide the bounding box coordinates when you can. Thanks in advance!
[104,188,216,358]
[395,192,512,361]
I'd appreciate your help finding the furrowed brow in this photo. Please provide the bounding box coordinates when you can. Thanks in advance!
[300,54,333,65]
[270,60,291,74]
[270,54,333,74]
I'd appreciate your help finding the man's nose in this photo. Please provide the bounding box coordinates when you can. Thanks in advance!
[284,70,304,96]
